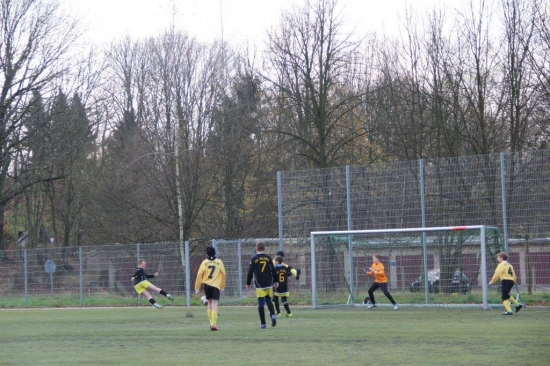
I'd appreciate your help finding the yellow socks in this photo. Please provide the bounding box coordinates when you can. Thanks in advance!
[503,300,512,312]
[212,311,218,327]
[508,296,519,306]
[207,309,213,326]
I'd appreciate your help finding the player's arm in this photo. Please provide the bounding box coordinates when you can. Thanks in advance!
[194,262,205,292]
[489,263,503,284]
[289,266,298,277]
[270,260,279,286]
[131,268,142,281]
[219,261,226,290]
[246,261,254,288]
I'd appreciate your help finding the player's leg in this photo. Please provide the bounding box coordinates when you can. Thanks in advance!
[273,294,281,315]
[257,294,267,327]
[501,280,514,314]
[282,296,291,316]
[367,283,379,307]
[142,290,162,308]
[265,295,277,327]
[208,286,220,330]
[147,283,173,301]
[379,283,397,307]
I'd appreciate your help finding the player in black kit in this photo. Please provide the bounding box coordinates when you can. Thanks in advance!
[246,242,279,328]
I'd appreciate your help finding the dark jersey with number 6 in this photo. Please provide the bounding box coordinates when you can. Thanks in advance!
[247,253,277,289]
[274,264,292,293]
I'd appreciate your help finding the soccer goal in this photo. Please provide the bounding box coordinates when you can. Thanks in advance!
[310,226,502,310]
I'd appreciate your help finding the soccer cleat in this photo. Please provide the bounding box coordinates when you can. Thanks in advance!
[276,312,281,317]
[394,305,399,310]
[153,303,163,309]
[296,269,301,280]
[366,303,374,309]
[286,313,293,317]
[210,326,218,331]
[166,294,174,301]
[271,314,277,327]
[260,324,267,329]
[515,304,524,313]
[502,312,514,315]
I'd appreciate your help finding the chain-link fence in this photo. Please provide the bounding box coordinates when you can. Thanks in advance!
[2,150,549,308]
[278,150,550,247]
[1,236,548,308]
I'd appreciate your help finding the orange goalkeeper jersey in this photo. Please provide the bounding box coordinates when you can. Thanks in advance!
[368,262,388,283]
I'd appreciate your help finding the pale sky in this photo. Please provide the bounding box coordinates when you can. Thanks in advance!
[61,0,463,47]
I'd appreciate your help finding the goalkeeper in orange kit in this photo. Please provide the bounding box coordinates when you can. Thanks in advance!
[489,252,523,315]
[365,254,398,310]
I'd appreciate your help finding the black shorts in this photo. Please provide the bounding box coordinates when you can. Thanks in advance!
[501,279,514,300]
[204,284,221,300]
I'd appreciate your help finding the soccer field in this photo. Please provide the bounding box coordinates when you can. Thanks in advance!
[1,306,549,365]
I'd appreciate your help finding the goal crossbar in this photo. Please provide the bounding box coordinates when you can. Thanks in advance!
[310,226,496,309]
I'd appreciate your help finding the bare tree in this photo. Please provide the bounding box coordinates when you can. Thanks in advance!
[264,0,366,170]
[0,0,79,254]
[500,0,539,152]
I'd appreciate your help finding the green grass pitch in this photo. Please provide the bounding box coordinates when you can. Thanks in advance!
[1,306,549,365]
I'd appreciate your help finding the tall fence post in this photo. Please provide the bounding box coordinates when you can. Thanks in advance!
[500,152,509,251]
[277,171,284,250]
[346,166,354,304]
[185,241,190,307]
[79,247,83,306]
[136,243,141,305]
[24,250,28,307]
[419,159,429,304]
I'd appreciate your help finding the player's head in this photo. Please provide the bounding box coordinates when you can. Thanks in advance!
[256,241,265,252]
[138,258,146,267]
[276,250,285,258]
[497,252,508,262]
[206,246,216,260]
[372,253,381,262]
[274,255,283,264]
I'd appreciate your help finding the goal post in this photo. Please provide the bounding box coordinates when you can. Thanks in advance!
[310,226,501,310]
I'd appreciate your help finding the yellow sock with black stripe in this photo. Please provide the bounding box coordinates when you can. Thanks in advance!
[508,296,519,306]
[503,300,512,312]
[212,311,218,326]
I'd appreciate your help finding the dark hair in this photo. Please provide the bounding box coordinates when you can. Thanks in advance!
[373,254,381,260]
[274,255,283,264]
[276,250,285,257]
[256,241,265,251]
[206,246,216,260]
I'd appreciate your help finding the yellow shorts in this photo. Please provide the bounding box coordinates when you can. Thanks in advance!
[274,291,289,297]
[255,288,273,298]
[134,280,151,294]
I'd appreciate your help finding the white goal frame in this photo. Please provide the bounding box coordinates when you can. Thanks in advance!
[310,226,496,310]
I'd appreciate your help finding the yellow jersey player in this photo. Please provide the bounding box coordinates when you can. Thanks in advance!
[195,246,226,330]
[489,252,523,315]
[246,242,279,329]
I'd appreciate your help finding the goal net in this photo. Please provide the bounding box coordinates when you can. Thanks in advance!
[310,226,502,309]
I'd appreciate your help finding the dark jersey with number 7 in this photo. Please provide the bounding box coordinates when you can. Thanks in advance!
[247,253,277,289]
